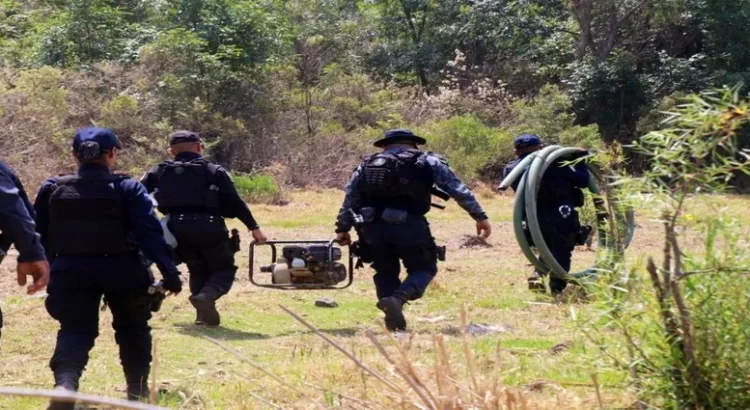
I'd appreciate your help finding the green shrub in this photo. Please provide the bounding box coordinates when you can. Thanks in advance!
[233,173,285,204]
[510,84,604,150]
[567,54,651,143]
[418,115,513,181]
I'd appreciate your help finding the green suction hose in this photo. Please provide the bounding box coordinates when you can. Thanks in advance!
[498,145,635,283]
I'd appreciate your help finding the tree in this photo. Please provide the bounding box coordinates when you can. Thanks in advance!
[39,0,131,66]
[570,0,648,61]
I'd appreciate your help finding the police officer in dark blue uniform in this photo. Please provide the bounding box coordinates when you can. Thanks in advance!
[0,161,50,339]
[502,134,590,294]
[336,129,491,331]
[141,131,267,327]
[34,127,183,408]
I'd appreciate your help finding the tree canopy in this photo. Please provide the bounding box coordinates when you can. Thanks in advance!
[1,0,748,185]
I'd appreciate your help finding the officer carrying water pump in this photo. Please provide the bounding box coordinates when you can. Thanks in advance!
[141,131,268,327]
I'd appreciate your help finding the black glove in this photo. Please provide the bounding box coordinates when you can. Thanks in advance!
[162,274,183,294]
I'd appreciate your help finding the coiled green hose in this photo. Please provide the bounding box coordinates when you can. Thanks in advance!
[498,145,635,283]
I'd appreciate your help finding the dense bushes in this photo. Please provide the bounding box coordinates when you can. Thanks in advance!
[0,59,605,189]
[2,0,750,191]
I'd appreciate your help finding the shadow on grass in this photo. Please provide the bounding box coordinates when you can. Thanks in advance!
[276,327,360,338]
[173,323,270,340]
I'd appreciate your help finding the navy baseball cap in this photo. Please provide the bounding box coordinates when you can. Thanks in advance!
[373,128,427,148]
[73,127,121,161]
[169,130,201,145]
[513,134,542,149]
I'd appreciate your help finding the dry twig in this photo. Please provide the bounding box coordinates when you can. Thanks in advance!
[0,387,167,409]
[279,305,404,395]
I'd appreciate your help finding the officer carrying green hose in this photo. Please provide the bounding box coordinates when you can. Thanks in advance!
[498,135,635,294]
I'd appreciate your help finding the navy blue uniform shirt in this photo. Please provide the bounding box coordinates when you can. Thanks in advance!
[336,147,487,232]
[0,161,45,262]
[34,163,179,277]
[141,152,260,230]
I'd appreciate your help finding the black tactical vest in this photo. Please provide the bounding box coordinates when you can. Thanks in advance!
[358,150,433,215]
[154,160,220,212]
[47,175,128,255]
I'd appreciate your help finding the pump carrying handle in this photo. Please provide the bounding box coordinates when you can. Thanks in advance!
[248,239,354,290]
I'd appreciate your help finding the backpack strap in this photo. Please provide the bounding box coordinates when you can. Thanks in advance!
[49,175,79,193]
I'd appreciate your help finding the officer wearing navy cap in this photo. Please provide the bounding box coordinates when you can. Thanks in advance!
[336,128,491,331]
[141,130,267,327]
[34,127,183,408]
[502,134,590,294]
[0,161,50,339]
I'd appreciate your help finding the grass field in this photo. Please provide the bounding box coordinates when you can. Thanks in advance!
[0,189,742,409]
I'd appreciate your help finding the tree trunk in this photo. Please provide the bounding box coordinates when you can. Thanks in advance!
[400,0,429,89]
[598,2,620,60]
[572,0,595,59]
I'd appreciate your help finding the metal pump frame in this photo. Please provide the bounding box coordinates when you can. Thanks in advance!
[248,239,354,290]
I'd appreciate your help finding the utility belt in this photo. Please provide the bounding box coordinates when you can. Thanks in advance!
[350,207,425,225]
[166,212,241,253]
[170,211,225,224]
[168,212,227,243]
[350,207,445,267]
[52,249,139,259]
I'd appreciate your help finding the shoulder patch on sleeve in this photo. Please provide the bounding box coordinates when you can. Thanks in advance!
[426,152,449,167]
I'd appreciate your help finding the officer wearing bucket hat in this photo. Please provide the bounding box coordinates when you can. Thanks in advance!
[336,129,491,331]
[502,134,590,294]
[141,130,267,327]
[34,127,182,408]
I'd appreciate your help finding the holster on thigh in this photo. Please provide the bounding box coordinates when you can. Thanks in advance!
[401,243,439,274]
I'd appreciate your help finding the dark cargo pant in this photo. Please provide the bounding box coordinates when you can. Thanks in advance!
[169,213,237,298]
[45,255,152,388]
[359,215,438,301]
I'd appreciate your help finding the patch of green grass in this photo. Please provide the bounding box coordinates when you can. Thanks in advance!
[233,173,283,204]
[474,294,529,310]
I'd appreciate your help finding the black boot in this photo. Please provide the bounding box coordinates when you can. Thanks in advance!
[549,277,568,296]
[376,296,407,332]
[189,291,220,327]
[126,382,150,401]
[194,311,204,326]
[47,374,79,410]
[125,373,150,402]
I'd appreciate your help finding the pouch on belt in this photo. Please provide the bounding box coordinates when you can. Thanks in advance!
[381,208,408,223]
